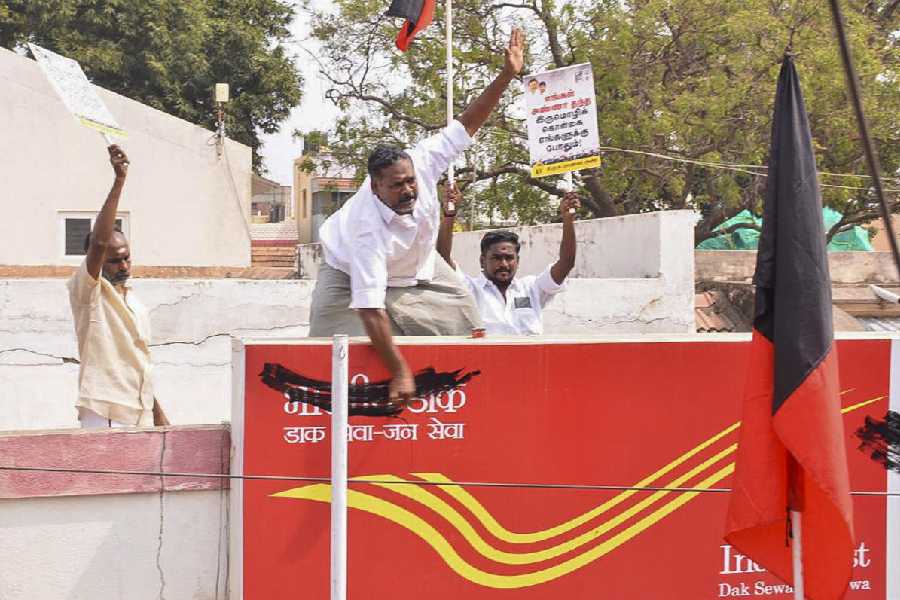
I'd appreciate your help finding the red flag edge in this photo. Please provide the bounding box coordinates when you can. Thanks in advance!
[395,0,436,51]
[725,335,854,600]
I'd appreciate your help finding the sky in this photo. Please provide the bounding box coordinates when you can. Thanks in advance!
[257,0,339,186]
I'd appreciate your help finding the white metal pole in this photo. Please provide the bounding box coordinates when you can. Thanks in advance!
[790,510,805,600]
[330,334,349,600]
[446,0,455,207]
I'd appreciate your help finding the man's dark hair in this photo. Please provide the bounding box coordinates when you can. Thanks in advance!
[367,145,411,179]
[480,230,520,256]
[83,226,124,252]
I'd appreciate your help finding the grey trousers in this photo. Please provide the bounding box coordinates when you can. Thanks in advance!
[309,258,482,336]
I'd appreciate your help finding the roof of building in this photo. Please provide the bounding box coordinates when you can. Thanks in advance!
[695,287,898,333]
[249,221,299,242]
[858,316,900,332]
[694,291,751,333]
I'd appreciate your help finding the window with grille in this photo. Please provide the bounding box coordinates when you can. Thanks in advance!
[59,212,129,258]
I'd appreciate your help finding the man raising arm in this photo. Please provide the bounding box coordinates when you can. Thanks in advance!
[310,29,525,404]
[437,185,581,335]
[68,145,168,427]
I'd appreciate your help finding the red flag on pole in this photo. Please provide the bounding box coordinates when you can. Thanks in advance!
[386,0,437,51]
[724,55,854,600]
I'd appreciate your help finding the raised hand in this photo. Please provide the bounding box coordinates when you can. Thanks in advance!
[504,27,525,77]
[443,182,461,217]
[561,192,581,220]
[108,144,129,180]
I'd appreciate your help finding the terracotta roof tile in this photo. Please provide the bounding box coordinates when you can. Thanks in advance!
[694,291,750,333]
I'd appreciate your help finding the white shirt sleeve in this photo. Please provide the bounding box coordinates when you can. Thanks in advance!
[67,259,101,306]
[533,264,566,308]
[452,264,478,295]
[348,228,389,309]
[411,120,473,188]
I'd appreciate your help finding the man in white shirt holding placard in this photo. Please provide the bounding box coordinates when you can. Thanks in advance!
[436,184,581,336]
[309,29,525,405]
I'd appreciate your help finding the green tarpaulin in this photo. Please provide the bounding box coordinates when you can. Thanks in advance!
[696,208,873,251]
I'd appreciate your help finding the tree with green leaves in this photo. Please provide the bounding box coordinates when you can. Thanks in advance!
[1,0,303,172]
[305,0,899,242]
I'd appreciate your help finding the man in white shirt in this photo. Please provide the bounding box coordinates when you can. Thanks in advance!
[436,185,581,335]
[67,145,168,428]
[309,29,525,404]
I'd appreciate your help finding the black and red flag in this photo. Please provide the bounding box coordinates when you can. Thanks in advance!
[724,56,854,600]
[386,0,436,52]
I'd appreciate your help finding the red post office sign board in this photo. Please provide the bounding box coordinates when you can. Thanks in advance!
[230,337,893,599]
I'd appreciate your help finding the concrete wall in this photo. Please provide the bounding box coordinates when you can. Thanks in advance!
[299,209,698,334]
[0,48,252,268]
[450,211,680,279]
[0,278,314,431]
[0,491,228,600]
[1,211,697,431]
[299,210,696,278]
[696,250,899,284]
[0,426,229,600]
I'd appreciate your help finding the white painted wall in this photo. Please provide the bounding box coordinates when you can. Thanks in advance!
[299,210,696,280]
[1,212,699,431]
[0,490,228,600]
[0,48,252,267]
[0,272,694,431]
[0,278,313,431]
[448,211,696,278]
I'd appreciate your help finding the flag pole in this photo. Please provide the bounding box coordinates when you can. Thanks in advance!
[330,334,349,600]
[790,510,805,600]
[445,0,456,212]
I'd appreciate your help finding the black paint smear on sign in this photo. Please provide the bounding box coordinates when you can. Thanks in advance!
[856,410,900,473]
[260,363,480,417]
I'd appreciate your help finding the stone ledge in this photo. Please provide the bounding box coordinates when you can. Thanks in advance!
[0,425,230,498]
[0,265,296,279]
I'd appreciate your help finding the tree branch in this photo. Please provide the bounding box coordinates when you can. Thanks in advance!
[694,204,747,244]
[825,200,900,242]
[581,169,620,217]
[538,0,568,68]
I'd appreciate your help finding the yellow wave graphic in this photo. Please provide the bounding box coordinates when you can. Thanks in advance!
[275,465,734,588]
[841,396,883,414]
[407,394,884,546]
[270,394,884,588]
[411,421,739,544]
[353,444,734,565]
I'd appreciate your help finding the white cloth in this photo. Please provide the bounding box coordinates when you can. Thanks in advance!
[78,407,128,428]
[67,260,156,426]
[455,264,565,335]
[317,120,473,309]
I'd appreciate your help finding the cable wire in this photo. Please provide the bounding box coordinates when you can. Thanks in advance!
[2,465,897,496]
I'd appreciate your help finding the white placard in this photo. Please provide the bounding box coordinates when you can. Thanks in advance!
[523,63,600,178]
[29,43,126,138]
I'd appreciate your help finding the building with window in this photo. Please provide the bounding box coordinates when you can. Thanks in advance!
[293,153,359,244]
[251,174,292,223]
[0,47,253,270]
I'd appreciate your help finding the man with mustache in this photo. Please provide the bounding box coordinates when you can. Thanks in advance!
[67,145,168,427]
[310,29,526,405]
[436,184,580,335]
